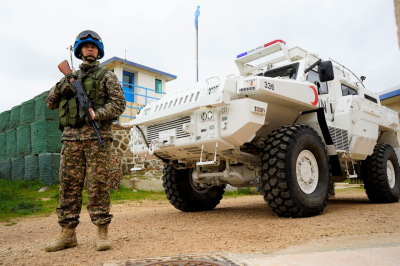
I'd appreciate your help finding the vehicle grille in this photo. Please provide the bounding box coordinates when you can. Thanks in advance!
[147,116,191,144]
[329,126,349,151]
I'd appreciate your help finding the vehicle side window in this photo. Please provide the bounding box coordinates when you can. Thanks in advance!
[306,70,328,94]
[364,94,378,103]
[341,84,358,96]
[263,63,300,80]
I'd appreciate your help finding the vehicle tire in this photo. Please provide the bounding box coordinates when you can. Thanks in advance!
[361,144,400,203]
[261,124,330,217]
[162,164,225,212]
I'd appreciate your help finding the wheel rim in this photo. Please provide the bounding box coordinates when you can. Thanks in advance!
[296,150,319,194]
[387,160,396,188]
[190,170,211,194]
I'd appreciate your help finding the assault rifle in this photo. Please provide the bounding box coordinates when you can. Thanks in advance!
[58,60,106,147]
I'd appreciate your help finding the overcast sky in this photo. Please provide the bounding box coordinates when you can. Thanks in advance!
[0,0,399,112]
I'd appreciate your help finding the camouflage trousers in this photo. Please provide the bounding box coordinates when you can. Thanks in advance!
[57,139,113,228]
[110,151,122,190]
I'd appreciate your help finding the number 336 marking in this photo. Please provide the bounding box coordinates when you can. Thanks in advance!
[264,82,274,90]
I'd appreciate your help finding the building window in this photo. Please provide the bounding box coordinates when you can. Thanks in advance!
[155,79,162,94]
[123,71,134,102]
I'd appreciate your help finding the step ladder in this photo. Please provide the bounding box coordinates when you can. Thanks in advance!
[342,152,357,178]
[131,155,145,171]
[196,143,219,166]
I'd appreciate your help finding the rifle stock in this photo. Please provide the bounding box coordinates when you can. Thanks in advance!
[58,60,74,82]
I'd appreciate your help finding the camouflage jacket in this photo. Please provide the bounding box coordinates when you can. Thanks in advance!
[46,61,126,141]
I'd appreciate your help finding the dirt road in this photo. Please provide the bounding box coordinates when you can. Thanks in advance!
[1,188,399,266]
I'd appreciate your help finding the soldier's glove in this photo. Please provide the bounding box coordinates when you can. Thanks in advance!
[85,110,101,125]
[58,82,77,98]
[65,73,76,82]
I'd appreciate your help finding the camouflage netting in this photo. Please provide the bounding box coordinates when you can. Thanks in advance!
[5,129,17,159]
[17,125,31,156]
[8,105,20,130]
[11,157,24,181]
[24,155,39,181]
[31,121,62,155]
[0,110,10,133]
[19,100,35,126]
[0,133,5,162]
[0,160,11,180]
[39,153,60,185]
[34,94,58,122]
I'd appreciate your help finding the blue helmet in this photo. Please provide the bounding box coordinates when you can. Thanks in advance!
[74,30,105,60]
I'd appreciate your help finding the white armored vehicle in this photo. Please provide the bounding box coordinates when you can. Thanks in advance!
[124,40,400,217]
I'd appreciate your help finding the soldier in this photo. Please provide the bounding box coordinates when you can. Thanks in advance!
[45,30,126,252]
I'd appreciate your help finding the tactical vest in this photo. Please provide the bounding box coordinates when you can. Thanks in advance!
[58,67,109,130]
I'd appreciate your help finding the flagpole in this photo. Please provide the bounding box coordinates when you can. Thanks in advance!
[194,6,200,83]
[196,21,198,82]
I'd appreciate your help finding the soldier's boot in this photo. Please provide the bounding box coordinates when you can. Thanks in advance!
[45,227,77,252]
[95,224,111,251]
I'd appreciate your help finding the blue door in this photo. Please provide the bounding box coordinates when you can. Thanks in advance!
[123,71,135,102]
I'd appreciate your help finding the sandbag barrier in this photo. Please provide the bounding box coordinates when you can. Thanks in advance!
[11,157,24,181]
[24,155,39,181]
[17,125,31,156]
[39,153,60,185]
[0,89,62,184]
[31,121,62,155]
[0,133,6,162]
[19,100,35,126]
[0,110,10,133]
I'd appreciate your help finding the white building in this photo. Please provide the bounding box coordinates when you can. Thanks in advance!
[380,84,400,117]
[100,57,177,124]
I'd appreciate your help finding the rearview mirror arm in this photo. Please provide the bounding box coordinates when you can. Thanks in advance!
[304,59,322,74]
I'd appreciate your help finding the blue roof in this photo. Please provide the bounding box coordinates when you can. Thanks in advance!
[100,57,177,80]
[380,89,400,101]
[380,84,400,101]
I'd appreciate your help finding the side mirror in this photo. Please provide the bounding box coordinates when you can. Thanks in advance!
[314,81,321,94]
[318,61,334,82]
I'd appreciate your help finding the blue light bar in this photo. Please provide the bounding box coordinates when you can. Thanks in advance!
[237,52,248,58]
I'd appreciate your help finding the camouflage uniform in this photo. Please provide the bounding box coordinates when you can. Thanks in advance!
[46,62,126,228]
[110,151,123,190]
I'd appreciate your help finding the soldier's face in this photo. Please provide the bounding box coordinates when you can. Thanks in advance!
[81,44,99,62]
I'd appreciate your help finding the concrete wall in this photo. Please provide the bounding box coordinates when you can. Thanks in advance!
[109,61,166,106]
[136,71,165,106]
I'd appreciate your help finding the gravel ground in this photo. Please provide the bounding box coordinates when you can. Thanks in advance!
[0,188,399,266]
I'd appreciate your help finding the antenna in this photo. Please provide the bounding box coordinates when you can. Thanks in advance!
[329,57,365,88]
[125,49,127,60]
[66,45,75,72]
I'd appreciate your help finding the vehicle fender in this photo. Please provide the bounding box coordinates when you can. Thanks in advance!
[296,107,342,176]
[378,131,400,160]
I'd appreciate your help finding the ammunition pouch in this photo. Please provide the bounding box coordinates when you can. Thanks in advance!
[59,67,109,130]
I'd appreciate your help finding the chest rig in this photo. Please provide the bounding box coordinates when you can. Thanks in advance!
[58,67,109,130]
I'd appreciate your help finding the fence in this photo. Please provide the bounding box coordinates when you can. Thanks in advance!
[119,81,166,122]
